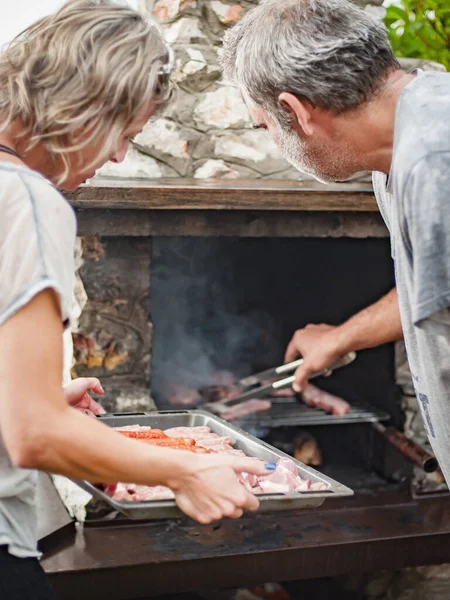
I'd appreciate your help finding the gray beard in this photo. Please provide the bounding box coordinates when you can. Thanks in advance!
[275,126,357,183]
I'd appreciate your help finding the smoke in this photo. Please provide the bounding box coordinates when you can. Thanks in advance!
[150,237,280,406]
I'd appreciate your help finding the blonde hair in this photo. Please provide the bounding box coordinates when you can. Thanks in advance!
[0,0,173,184]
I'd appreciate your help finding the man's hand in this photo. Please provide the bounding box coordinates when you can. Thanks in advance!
[284,289,403,393]
[63,378,106,416]
[285,324,344,392]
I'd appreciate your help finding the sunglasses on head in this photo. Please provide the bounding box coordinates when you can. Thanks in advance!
[157,45,175,88]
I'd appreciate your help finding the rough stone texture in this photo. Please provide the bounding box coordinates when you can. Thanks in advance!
[87,3,446,184]
[366,565,450,600]
[398,57,447,73]
[95,146,169,179]
[91,0,326,182]
[194,158,239,178]
[72,237,155,413]
[193,85,252,130]
[152,0,197,22]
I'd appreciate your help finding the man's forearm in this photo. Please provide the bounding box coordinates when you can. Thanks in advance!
[286,288,403,390]
[334,287,403,354]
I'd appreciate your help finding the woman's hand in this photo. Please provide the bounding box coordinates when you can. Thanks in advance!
[63,377,106,416]
[169,454,269,524]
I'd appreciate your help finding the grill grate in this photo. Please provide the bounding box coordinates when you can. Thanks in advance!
[229,400,389,428]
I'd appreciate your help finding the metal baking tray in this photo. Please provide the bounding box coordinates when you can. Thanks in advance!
[73,410,353,520]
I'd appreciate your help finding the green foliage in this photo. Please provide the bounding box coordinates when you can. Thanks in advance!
[384,0,450,69]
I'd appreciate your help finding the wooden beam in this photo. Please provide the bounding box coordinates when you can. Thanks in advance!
[67,178,377,212]
[75,208,388,238]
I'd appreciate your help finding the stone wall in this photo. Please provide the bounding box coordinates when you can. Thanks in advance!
[71,237,154,411]
[93,1,445,184]
[95,0,386,182]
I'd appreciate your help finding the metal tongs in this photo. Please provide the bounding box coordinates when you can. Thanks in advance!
[202,352,357,413]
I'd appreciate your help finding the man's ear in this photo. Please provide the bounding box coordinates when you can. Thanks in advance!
[279,92,314,136]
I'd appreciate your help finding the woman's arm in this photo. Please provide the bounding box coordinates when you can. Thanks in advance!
[0,290,267,523]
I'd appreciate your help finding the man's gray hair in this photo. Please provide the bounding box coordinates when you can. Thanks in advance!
[220,0,400,126]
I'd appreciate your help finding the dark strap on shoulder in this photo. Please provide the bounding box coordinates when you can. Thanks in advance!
[0,144,21,160]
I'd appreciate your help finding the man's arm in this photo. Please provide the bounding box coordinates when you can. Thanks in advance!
[285,287,402,391]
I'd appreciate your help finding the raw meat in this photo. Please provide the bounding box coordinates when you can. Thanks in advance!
[238,469,261,490]
[109,483,175,502]
[200,384,241,403]
[257,457,300,492]
[259,480,296,494]
[164,426,211,438]
[310,481,328,491]
[246,457,329,495]
[104,425,329,503]
[115,425,152,432]
[302,384,351,416]
[221,448,246,456]
[118,428,168,440]
[165,429,235,452]
[269,387,296,398]
[193,437,232,447]
[220,399,272,421]
[165,384,201,407]
[109,482,136,501]
[114,425,210,453]
[132,485,174,501]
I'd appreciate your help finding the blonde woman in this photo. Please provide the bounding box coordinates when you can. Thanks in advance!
[0,2,267,597]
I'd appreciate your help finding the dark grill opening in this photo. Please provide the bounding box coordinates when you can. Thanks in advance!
[151,236,398,416]
[150,236,411,493]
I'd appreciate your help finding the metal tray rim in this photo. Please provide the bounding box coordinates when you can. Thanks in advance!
[73,410,353,520]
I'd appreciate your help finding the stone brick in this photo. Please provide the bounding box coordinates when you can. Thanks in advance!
[193,85,252,130]
[193,158,262,179]
[173,47,222,92]
[417,564,450,580]
[136,118,189,159]
[210,1,243,24]
[177,47,206,77]
[93,145,165,179]
[213,129,288,174]
[384,572,450,600]
[74,237,153,411]
[152,0,197,22]
[133,118,200,175]
[194,158,239,179]
[167,90,198,127]
[165,17,206,44]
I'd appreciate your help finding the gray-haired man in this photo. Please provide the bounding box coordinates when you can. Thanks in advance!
[221,0,450,481]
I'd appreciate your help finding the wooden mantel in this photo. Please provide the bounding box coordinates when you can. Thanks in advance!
[68,178,377,211]
[67,178,387,238]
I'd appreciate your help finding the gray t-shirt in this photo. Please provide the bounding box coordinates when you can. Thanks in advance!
[0,163,76,557]
[373,70,450,482]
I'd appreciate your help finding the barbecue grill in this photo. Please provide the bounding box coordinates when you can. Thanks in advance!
[150,236,445,494]
[43,180,450,599]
